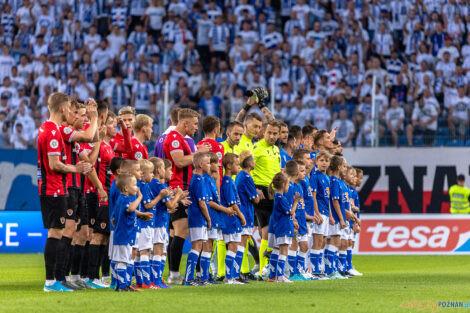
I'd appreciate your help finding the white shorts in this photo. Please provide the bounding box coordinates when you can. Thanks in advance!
[132,231,141,249]
[108,230,114,258]
[275,235,292,246]
[296,234,308,243]
[138,227,154,251]
[340,227,350,240]
[223,232,241,243]
[189,227,208,242]
[153,227,168,245]
[268,232,277,249]
[307,222,314,236]
[352,232,358,242]
[208,228,223,241]
[328,223,341,236]
[112,244,132,264]
[241,227,254,236]
[313,214,329,236]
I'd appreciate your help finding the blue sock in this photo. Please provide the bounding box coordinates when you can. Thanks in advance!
[339,252,347,273]
[325,246,335,275]
[110,261,117,286]
[233,246,244,279]
[160,255,166,282]
[297,251,307,273]
[151,256,161,284]
[268,249,279,279]
[276,255,287,277]
[319,251,324,271]
[135,259,142,286]
[115,264,127,290]
[347,248,353,270]
[225,250,236,279]
[140,256,150,286]
[184,250,199,282]
[333,250,339,272]
[310,250,321,274]
[287,251,297,277]
[126,263,134,286]
[200,252,211,281]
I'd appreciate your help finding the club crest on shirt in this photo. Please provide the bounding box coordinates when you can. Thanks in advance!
[172,140,180,148]
[90,218,95,225]
[50,139,59,149]
[60,217,65,224]
[100,222,106,229]
[135,152,143,160]
[64,127,73,135]
[67,209,73,216]
[216,151,222,159]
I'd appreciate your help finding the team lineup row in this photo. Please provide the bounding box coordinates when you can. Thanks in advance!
[37,90,362,292]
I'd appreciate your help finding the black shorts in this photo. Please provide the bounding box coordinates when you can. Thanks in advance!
[254,186,273,229]
[86,192,99,228]
[76,191,87,230]
[170,203,188,224]
[40,195,67,229]
[66,187,80,221]
[93,204,110,234]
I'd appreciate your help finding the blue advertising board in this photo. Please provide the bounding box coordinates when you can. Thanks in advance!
[0,211,47,253]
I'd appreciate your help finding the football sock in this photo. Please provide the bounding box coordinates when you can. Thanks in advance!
[200,252,211,281]
[110,261,116,286]
[297,251,307,273]
[258,239,268,276]
[71,244,83,276]
[347,247,353,271]
[115,263,127,289]
[55,236,71,282]
[240,242,250,274]
[224,250,236,280]
[126,261,134,286]
[151,255,161,284]
[339,251,347,273]
[233,246,245,278]
[100,244,110,277]
[268,249,279,279]
[87,244,100,280]
[169,236,185,273]
[184,249,199,282]
[217,240,227,277]
[309,249,321,274]
[248,237,260,264]
[276,255,287,277]
[160,255,166,280]
[287,250,297,276]
[80,241,90,278]
[135,256,142,286]
[140,255,150,286]
[44,237,59,281]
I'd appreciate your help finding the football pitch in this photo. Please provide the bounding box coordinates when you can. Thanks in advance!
[0,254,468,313]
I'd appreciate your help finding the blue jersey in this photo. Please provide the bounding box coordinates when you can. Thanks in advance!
[109,180,120,231]
[352,187,360,218]
[349,186,360,226]
[139,182,155,228]
[188,174,209,228]
[310,170,330,216]
[271,193,294,237]
[136,180,146,231]
[280,148,292,169]
[146,178,171,228]
[220,176,242,235]
[329,176,348,223]
[300,176,314,217]
[235,171,258,228]
[287,181,307,235]
[204,173,225,229]
[113,194,138,246]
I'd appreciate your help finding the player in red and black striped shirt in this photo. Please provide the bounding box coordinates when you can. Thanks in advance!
[38,93,92,292]
[124,114,152,160]
[197,116,225,183]
[111,106,139,158]
[162,108,211,284]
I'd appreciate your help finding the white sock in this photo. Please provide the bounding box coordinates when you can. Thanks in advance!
[45,280,55,286]
[140,255,149,262]
[169,271,180,277]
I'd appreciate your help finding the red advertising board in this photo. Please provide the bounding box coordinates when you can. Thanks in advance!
[357,215,470,254]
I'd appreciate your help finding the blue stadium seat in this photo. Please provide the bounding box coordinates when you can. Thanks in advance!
[434,136,445,147]
[398,135,408,146]
[465,140,470,147]
[413,137,424,147]
[445,139,464,147]
[437,127,450,137]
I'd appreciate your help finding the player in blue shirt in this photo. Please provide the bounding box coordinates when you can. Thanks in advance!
[339,166,356,277]
[349,168,363,276]
[309,151,331,278]
[284,161,310,281]
[106,156,124,291]
[235,150,261,282]
[280,134,295,169]
[267,172,300,283]
[201,153,233,284]
[221,153,246,285]
[326,155,354,279]
[112,173,149,292]
[183,152,212,286]
[148,158,186,288]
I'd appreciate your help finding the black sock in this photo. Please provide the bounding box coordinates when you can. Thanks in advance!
[100,244,110,277]
[169,236,185,272]
[55,236,72,282]
[64,243,74,277]
[80,241,90,278]
[88,244,101,280]
[44,237,59,281]
[167,236,173,267]
[71,245,83,276]
[249,239,260,264]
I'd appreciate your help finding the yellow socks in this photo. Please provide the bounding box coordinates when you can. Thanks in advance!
[258,239,268,276]
[217,240,227,277]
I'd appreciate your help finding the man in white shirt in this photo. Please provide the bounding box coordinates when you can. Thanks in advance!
[312,97,332,130]
[385,97,405,146]
[406,94,438,146]
[105,74,130,112]
[436,51,456,79]
[331,109,355,147]
[132,71,156,115]
[374,23,393,58]
[448,86,470,140]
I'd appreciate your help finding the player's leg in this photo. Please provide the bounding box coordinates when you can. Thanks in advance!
[200,238,214,283]
[216,239,227,280]
[183,228,203,285]
[288,237,298,279]
[168,205,189,284]
[275,240,293,283]
[266,233,279,282]
[297,238,310,280]
[224,239,241,284]
[71,192,88,287]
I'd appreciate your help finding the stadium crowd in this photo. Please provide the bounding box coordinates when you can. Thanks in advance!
[1,0,470,148]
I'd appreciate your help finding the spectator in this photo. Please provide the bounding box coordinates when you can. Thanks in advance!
[385,98,405,146]
[331,109,355,147]
[448,86,470,140]
[407,94,438,146]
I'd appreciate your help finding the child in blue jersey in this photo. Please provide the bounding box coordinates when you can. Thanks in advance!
[280,134,295,169]
[339,166,356,277]
[148,158,186,288]
[268,172,300,283]
[183,152,212,286]
[107,157,125,290]
[202,153,234,284]
[349,168,363,276]
[284,160,310,281]
[220,153,246,285]
[309,151,331,278]
[235,150,261,281]
[112,174,144,292]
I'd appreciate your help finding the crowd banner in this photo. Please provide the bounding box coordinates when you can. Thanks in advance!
[356,214,470,254]
[343,147,470,214]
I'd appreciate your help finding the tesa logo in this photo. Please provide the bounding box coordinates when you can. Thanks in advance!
[358,216,470,253]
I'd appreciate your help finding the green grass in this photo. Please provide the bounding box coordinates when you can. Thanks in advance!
[0,254,469,313]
